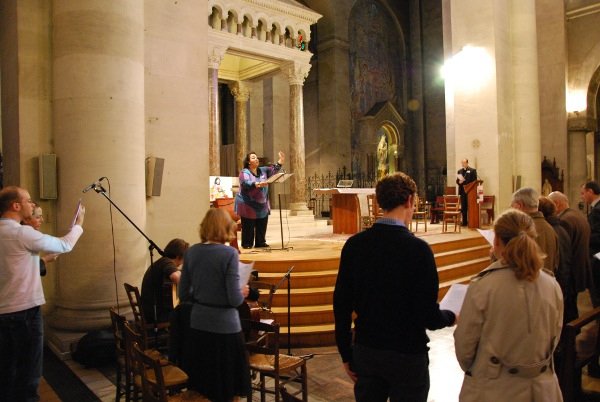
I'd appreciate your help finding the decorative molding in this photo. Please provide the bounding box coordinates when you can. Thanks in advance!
[208,46,228,69]
[318,37,350,53]
[282,61,312,86]
[566,2,600,20]
[208,0,321,26]
[229,81,251,101]
[567,115,598,132]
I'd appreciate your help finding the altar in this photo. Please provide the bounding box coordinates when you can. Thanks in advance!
[313,188,375,234]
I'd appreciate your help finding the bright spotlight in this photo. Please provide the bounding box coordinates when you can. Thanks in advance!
[566,89,586,113]
[441,46,493,92]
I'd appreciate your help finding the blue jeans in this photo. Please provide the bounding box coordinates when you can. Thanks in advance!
[353,343,430,402]
[0,306,43,402]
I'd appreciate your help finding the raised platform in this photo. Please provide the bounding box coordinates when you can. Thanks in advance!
[240,220,491,347]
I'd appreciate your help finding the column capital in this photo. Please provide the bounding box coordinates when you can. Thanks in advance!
[208,46,227,69]
[228,81,250,101]
[567,113,597,132]
[282,61,312,86]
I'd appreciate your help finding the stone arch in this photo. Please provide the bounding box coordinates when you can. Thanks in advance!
[587,63,600,122]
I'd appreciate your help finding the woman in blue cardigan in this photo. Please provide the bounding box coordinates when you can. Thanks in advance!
[234,151,284,249]
[179,208,250,401]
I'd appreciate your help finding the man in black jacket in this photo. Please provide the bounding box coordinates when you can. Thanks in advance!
[334,172,456,402]
[582,181,600,306]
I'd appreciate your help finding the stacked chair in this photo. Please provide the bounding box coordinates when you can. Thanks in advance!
[245,320,308,402]
[442,194,462,233]
[123,320,189,401]
[124,282,170,351]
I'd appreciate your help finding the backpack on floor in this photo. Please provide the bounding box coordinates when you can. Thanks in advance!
[71,329,115,368]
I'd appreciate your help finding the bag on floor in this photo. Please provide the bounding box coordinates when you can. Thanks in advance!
[71,329,115,368]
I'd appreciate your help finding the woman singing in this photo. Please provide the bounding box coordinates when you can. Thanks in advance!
[179,208,250,401]
[234,151,284,249]
[454,209,563,401]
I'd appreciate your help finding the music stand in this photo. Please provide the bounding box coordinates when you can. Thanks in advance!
[267,173,294,251]
[274,265,295,355]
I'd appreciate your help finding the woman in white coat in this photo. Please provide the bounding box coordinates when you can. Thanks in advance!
[454,209,564,402]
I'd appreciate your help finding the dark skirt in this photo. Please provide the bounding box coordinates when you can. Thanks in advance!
[182,327,250,402]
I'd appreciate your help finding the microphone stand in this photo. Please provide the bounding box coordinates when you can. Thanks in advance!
[274,265,295,355]
[91,185,164,344]
[269,172,293,251]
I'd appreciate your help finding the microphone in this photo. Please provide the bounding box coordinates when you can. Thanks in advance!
[82,177,106,193]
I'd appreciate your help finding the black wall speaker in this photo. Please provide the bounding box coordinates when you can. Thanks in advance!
[39,154,58,199]
[146,157,165,197]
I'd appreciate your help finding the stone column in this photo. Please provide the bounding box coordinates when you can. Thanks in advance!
[283,61,312,214]
[48,0,146,350]
[229,81,250,172]
[512,0,542,189]
[568,115,597,204]
[208,46,226,175]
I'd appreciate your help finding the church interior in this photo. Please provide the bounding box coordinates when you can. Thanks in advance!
[2,0,600,400]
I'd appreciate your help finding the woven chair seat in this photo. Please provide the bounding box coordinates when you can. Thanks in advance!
[249,353,306,372]
[134,364,189,388]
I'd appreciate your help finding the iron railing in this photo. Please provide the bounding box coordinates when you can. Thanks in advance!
[305,167,378,218]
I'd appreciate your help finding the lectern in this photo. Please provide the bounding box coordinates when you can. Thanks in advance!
[464,180,483,229]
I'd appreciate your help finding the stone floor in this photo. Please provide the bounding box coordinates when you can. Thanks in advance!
[40,221,600,401]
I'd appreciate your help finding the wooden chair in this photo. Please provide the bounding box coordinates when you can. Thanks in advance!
[480,195,495,226]
[410,194,428,232]
[109,307,129,402]
[246,321,308,402]
[362,193,383,230]
[124,282,170,351]
[557,306,600,402]
[123,321,188,401]
[280,385,303,402]
[429,195,445,224]
[131,342,209,402]
[442,195,462,233]
[249,280,276,318]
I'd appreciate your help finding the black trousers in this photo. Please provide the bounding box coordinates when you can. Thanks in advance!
[459,191,468,225]
[353,343,429,402]
[240,216,268,248]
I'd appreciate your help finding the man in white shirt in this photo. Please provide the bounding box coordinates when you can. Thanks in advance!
[0,186,85,402]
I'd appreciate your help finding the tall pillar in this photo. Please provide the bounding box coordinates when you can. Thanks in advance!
[48,1,146,349]
[229,81,250,172]
[512,0,542,189]
[568,115,597,204]
[284,61,312,214]
[208,46,226,175]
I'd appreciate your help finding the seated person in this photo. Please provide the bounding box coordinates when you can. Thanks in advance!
[141,238,189,324]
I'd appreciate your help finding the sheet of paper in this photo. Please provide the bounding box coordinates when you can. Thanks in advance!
[594,252,600,261]
[457,173,465,182]
[266,172,290,184]
[440,283,468,315]
[477,228,495,247]
[70,199,82,228]
[239,261,255,288]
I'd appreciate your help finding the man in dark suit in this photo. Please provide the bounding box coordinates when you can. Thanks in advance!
[456,159,477,226]
[581,181,600,306]
[548,191,591,304]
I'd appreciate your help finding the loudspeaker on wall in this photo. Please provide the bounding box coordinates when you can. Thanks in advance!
[146,157,165,197]
[39,154,57,199]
